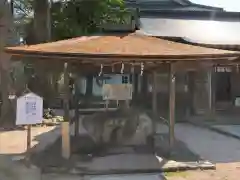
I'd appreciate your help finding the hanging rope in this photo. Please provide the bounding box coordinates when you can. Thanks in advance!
[121,62,124,74]
[94,61,150,75]
[140,62,144,76]
[99,64,103,76]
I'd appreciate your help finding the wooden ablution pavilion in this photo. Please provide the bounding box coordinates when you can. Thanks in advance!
[5,31,240,159]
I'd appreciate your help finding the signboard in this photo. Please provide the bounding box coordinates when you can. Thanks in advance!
[215,66,232,72]
[235,97,240,107]
[16,93,43,125]
[102,84,132,100]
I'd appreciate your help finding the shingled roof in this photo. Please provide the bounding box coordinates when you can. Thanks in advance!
[5,32,240,62]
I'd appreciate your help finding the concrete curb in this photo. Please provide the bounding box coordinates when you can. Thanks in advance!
[188,121,240,140]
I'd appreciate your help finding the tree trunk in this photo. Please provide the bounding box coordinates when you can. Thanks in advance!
[34,0,51,43]
[0,0,15,126]
[30,0,53,106]
[25,0,51,44]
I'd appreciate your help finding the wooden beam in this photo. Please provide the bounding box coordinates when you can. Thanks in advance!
[169,63,176,152]
[10,53,237,63]
[62,62,71,159]
[173,61,216,72]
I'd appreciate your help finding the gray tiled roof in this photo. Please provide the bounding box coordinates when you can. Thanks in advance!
[139,17,240,45]
[125,0,223,11]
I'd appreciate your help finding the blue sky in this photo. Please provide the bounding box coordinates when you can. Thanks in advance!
[191,0,240,12]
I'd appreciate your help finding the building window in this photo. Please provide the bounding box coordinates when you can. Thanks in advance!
[122,76,129,84]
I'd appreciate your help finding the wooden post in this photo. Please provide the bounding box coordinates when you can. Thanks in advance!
[74,78,79,137]
[74,100,79,136]
[169,63,176,152]
[141,75,148,97]
[74,107,79,137]
[188,72,195,117]
[25,124,31,166]
[134,74,139,100]
[25,124,31,163]
[62,62,70,159]
[27,125,31,151]
[152,71,157,135]
[212,71,216,117]
[207,68,215,120]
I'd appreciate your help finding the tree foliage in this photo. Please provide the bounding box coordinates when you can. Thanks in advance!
[51,0,130,40]
[13,0,130,42]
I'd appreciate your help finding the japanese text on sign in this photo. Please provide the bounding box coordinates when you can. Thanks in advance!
[16,93,43,125]
[102,84,132,100]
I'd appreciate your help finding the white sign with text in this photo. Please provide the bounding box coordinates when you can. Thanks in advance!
[102,84,133,100]
[235,97,240,107]
[16,93,43,125]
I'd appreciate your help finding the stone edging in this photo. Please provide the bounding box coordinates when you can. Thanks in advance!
[188,121,240,140]
[41,161,215,176]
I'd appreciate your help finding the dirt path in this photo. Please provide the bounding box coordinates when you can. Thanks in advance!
[166,123,240,180]
[0,126,60,155]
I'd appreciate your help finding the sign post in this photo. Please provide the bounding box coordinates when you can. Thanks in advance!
[27,125,31,153]
[16,92,43,160]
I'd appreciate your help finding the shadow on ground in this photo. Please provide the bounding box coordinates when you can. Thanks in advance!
[28,125,202,175]
[155,133,201,162]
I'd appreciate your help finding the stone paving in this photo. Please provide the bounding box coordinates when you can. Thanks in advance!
[212,125,240,138]
[165,123,240,180]
[174,123,240,163]
[189,114,240,140]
